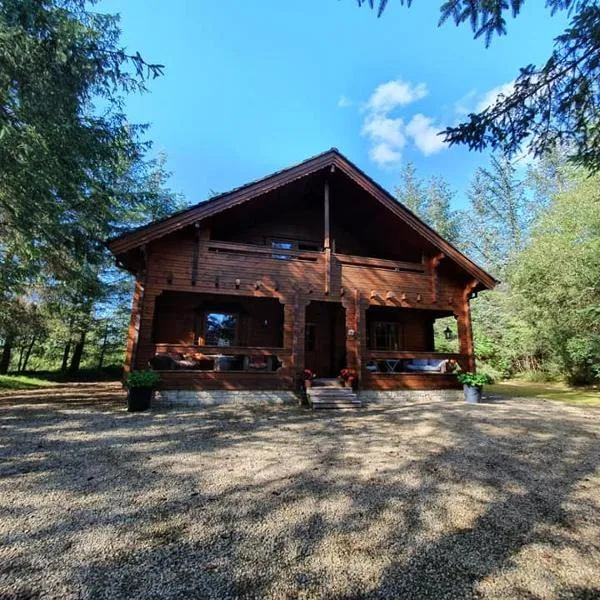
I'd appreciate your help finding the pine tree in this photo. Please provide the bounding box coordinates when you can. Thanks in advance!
[463,153,529,276]
[395,162,460,245]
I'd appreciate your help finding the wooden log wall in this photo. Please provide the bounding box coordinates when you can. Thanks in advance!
[128,223,479,390]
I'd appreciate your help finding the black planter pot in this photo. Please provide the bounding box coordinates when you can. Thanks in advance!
[127,386,153,412]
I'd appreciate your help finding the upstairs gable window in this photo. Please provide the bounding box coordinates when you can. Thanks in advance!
[269,238,320,260]
[271,239,294,260]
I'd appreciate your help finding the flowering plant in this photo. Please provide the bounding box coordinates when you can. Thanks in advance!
[302,368,316,381]
[339,368,357,382]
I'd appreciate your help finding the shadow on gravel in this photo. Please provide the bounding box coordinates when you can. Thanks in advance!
[1,389,599,598]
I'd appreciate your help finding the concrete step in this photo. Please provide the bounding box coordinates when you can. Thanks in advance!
[311,378,345,388]
[310,388,356,396]
[311,400,363,409]
[309,388,362,409]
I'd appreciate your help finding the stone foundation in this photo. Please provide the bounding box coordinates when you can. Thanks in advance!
[154,388,463,408]
[154,389,301,408]
[359,389,463,404]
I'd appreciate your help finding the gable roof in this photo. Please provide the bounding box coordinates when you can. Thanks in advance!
[109,148,498,289]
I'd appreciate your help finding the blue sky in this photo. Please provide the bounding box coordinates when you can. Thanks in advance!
[100,0,568,209]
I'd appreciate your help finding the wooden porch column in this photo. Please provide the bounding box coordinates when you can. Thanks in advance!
[283,293,308,376]
[324,179,332,295]
[124,275,145,374]
[343,290,365,376]
[457,280,478,372]
[134,290,158,370]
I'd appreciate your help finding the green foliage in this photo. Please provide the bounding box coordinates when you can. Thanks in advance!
[126,370,160,389]
[456,371,493,387]
[356,1,600,172]
[511,170,600,384]
[0,0,162,283]
[0,374,57,390]
[462,153,530,276]
[0,2,187,378]
[395,162,461,245]
[433,316,458,353]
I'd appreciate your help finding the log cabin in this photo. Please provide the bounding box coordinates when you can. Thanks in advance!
[109,149,497,400]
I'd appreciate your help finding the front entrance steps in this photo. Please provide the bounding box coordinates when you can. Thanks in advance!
[308,378,362,409]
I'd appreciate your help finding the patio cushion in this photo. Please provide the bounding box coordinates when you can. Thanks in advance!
[404,358,445,373]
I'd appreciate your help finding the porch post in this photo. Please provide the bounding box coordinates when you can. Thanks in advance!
[283,293,308,377]
[134,290,158,370]
[124,275,145,374]
[457,280,478,372]
[343,289,365,376]
[324,179,332,295]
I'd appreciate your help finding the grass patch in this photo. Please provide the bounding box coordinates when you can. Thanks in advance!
[0,374,59,391]
[488,380,600,406]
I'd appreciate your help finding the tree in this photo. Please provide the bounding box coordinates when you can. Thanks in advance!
[425,176,460,245]
[511,170,600,384]
[395,162,427,216]
[462,153,529,276]
[0,0,163,292]
[355,1,600,171]
[395,163,461,245]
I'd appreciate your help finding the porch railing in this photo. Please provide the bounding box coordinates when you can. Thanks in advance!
[334,252,425,273]
[152,344,290,373]
[207,240,321,262]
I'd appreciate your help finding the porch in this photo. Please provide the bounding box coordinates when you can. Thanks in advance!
[142,290,467,391]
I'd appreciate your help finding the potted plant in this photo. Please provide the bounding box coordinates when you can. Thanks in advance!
[126,370,161,412]
[456,371,492,404]
[339,368,358,391]
[302,368,316,390]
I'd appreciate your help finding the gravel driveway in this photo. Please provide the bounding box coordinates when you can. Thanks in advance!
[1,383,600,599]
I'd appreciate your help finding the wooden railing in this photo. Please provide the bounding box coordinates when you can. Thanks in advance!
[152,344,290,373]
[207,240,321,262]
[335,252,425,273]
[155,344,287,356]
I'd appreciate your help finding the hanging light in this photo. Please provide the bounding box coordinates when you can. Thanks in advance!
[444,326,454,341]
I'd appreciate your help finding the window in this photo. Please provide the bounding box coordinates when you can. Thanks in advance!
[305,323,316,352]
[271,240,294,260]
[372,322,400,351]
[269,238,321,259]
[205,312,237,346]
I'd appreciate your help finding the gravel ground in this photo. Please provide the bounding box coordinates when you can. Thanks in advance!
[1,383,600,599]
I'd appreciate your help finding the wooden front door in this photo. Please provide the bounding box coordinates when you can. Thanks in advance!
[304,302,346,378]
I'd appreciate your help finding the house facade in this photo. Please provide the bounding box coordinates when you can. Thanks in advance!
[109,149,497,394]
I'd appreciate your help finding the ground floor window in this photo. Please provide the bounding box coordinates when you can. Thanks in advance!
[371,321,401,351]
[204,312,238,346]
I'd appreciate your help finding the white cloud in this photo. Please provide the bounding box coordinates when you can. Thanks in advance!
[337,95,353,108]
[361,115,406,148]
[405,114,447,156]
[355,77,448,167]
[365,79,428,114]
[476,81,515,112]
[454,90,477,115]
[369,143,402,166]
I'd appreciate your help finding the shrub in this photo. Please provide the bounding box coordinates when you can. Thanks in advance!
[126,370,161,388]
[456,371,493,387]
